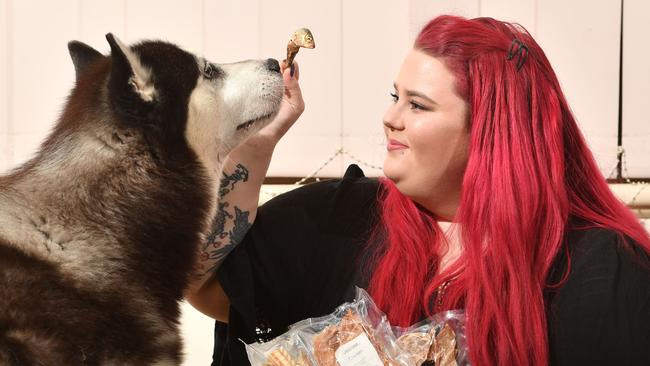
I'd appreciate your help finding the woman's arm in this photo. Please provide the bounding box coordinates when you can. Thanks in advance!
[185,62,304,320]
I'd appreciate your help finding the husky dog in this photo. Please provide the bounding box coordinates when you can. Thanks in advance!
[0,34,283,365]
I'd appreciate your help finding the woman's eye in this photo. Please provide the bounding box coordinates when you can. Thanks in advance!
[390,92,398,102]
[410,101,426,110]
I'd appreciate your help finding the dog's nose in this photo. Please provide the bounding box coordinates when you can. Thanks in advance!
[265,58,281,73]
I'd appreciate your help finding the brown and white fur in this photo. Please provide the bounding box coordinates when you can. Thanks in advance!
[0,34,283,365]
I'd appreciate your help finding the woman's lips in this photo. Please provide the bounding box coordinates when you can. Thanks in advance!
[387,139,408,151]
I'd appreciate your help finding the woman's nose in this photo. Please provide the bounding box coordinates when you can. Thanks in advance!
[383,105,404,131]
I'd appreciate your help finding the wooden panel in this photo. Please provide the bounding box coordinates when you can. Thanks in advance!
[537,0,620,176]
[622,0,650,177]
[125,0,204,54]
[9,0,80,169]
[480,0,536,36]
[259,0,343,177]
[204,0,260,63]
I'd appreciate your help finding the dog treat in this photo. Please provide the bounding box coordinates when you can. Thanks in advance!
[263,347,294,366]
[246,328,315,366]
[263,347,312,366]
[427,323,458,366]
[286,28,315,68]
[396,332,433,365]
[337,310,369,344]
[311,325,340,366]
[311,310,397,366]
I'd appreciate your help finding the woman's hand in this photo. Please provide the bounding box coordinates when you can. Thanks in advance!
[239,61,304,155]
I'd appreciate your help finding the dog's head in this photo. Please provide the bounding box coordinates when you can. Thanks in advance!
[67,34,284,171]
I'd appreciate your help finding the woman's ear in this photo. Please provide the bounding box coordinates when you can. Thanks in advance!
[105,33,156,103]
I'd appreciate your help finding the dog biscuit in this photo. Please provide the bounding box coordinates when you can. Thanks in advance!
[286,28,315,68]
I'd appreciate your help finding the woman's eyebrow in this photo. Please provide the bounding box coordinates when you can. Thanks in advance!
[394,82,439,106]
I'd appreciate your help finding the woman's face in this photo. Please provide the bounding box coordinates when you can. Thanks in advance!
[383,49,470,219]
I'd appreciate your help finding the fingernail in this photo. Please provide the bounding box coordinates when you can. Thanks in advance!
[290,64,295,78]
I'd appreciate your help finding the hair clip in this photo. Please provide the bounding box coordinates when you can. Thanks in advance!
[506,39,528,71]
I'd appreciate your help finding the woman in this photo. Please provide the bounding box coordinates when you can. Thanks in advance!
[186,15,650,365]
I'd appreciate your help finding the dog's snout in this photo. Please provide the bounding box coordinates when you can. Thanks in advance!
[265,58,281,73]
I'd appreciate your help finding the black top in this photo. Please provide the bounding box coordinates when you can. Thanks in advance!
[212,165,650,366]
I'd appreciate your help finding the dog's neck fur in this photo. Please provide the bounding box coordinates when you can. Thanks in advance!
[0,121,220,298]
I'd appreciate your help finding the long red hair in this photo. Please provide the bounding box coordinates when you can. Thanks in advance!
[368,15,650,365]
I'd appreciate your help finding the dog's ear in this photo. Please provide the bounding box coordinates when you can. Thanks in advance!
[105,33,156,103]
[68,41,103,80]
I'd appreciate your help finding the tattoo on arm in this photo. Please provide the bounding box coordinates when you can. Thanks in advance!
[202,207,251,273]
[219,163,249,198]
[199,164,253,274]
[206,201,233,242]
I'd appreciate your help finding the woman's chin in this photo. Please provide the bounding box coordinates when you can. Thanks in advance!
[382,158,405,180]
[382,162,396,180]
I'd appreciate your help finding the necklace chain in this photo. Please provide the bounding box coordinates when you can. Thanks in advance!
[434,276,457,313]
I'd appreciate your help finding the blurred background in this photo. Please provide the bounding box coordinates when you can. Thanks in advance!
[1,0,648,364]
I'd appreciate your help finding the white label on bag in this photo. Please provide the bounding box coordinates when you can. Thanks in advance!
[334,333,384,366]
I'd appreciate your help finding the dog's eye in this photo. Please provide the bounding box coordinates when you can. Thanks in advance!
[202,62,220,80]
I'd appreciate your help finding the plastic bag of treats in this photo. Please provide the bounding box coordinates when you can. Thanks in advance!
[394,310,469,366]
[245,330,316,366]
[292,287,409,366]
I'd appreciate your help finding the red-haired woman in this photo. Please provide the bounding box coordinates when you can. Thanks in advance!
[186,15,650,366]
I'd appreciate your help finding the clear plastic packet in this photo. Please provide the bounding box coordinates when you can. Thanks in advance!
[245,287,408,366]
[292,287,407,366]
[245,330,316,366]
[393,310,469,366]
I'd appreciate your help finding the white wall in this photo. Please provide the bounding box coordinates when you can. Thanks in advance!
[536,0,621,176]
[1,1,649,365]
[0,0,8,171]
[622,0,650,176]
[1,1,648,179]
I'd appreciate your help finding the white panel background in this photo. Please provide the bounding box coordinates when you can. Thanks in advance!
[536,0,621,176]
[125,0,205,54]
[10,0,80,165]
[623,0,650,176]
[341,0,409,176]
[481,0,536,35]
[0,1,648,364]
[409,0,480,37]
[1,1,647,179]
[259,0,344,176]
[0,0,8,172]
[80,0,126,51]
[204,0,260,63]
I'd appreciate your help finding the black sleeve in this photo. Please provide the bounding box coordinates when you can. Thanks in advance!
[212,165,380,366]
[548,228,650,365]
